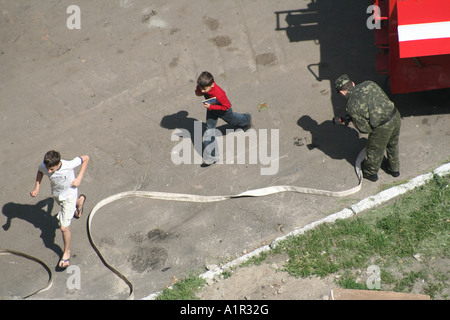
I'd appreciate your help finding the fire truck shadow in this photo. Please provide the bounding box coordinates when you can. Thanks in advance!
[275,0,387,116]
[391,88,450,117]
[275,0,450,117]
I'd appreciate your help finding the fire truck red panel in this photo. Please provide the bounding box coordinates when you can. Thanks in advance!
[397,0,450,58]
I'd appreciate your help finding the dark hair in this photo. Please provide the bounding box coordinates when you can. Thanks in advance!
[197,71,214,89]
[339,81,353,92]
[43,150,61,168]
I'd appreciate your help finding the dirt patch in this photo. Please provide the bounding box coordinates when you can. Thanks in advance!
[197,254,449,300]
[203,16,220,31]
[211,35,232,47]
[255,53,278,66]
[127,246,168,273]
[197,254,335,300]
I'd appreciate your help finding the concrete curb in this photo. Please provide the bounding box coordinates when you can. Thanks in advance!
[142,162,450,300]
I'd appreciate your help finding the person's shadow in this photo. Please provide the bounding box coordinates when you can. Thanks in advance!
[2,198,62,259]
[160,110,236,159]
[160,111,205,159]
[297,115,367,166]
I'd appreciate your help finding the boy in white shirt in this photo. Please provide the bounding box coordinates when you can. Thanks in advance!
[30,150,89,269]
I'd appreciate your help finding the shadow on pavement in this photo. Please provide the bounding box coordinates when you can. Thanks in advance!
[2,198,62,259]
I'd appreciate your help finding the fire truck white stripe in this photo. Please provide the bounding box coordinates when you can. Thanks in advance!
[398,21,450,42]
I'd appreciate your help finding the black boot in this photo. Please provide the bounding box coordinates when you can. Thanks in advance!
[361,160,378,182]
[381,159,400,177]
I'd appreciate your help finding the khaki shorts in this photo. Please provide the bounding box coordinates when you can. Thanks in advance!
[56,196,77,228]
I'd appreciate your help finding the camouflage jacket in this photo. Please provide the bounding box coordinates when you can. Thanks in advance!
[345,81,395,133]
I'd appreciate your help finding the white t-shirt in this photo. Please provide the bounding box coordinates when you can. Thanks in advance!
[39,157,82,201]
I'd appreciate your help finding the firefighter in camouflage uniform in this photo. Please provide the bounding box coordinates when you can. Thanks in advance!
[335,74,401,182]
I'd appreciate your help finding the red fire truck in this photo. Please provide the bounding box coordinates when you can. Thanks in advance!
[373,0,450,94]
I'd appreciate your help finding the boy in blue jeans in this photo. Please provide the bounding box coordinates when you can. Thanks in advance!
[30,150,89,269]
[195,71,252,166]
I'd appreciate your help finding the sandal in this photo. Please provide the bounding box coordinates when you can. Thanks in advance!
[58,258,70,269]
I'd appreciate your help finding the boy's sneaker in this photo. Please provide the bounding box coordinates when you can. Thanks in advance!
[243,114,253,132]
[201,160,217,168]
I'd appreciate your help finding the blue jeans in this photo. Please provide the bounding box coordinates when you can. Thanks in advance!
[203,108,251,163]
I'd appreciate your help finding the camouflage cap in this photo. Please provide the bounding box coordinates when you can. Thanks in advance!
[334,74,351,91]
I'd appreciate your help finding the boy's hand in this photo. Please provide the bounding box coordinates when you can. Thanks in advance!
[30,188,39,197]
[31,171,43,198]
[203,103,210,109]
[71,178,81,187]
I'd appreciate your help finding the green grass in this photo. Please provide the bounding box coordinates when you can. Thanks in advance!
[156,174,449,299]
[156,274,206,300]
[273,174,449,297]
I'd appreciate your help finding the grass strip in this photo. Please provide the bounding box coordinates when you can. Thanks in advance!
[157,174,449,299]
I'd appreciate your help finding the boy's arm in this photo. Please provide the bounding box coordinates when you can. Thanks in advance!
[30,170,43,197]
[206,89,231,111]
[71,155,89,187]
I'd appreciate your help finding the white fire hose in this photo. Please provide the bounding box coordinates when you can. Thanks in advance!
[2,149,365,299]
[87,148,365,300]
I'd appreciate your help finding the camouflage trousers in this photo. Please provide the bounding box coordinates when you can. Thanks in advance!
[364,110,401,176]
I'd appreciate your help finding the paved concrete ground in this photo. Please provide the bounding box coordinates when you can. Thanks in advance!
[1,0,449,299]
